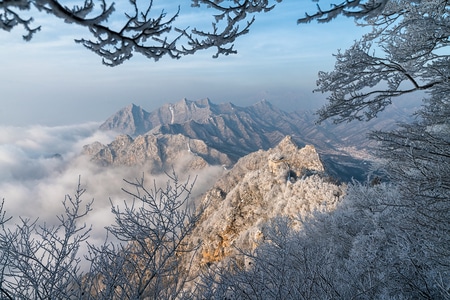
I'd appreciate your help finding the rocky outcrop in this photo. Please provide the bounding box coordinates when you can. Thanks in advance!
[185,136,344,271]
[82,133,233,172]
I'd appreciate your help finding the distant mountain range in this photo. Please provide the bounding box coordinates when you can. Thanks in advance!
[85,98,412,181]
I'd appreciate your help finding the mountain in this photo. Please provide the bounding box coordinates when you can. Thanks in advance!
[99,99,297,159]
[99,98,409,154]
[100,98,231,136]
[181,136,344,281]
[82,133,233,173]
[91,98,410,181]
[99,104,152,136]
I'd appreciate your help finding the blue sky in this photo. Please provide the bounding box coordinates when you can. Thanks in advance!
[0,1,370,126]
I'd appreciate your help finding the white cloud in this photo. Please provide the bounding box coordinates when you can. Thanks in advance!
[0,123,115,227]
[0,123,223,248]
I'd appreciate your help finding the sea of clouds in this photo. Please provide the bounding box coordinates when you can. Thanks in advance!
[0,123,222,246]
[0,123,115,240]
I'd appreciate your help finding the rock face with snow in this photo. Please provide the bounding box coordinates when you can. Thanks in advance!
[82,133,233,172]
[92,98,403,181]
[99,98,307,161]
[185,136,344,272]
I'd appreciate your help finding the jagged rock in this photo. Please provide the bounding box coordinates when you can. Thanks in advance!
[185,137,345,273]
[82,133,233,172]
[96,98,407,181]
[99,104,152,136]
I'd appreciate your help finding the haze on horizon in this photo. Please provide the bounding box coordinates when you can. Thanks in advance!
[0,2,370,126]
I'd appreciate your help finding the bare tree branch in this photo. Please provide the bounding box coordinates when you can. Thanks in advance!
[313,0,450,123]
[85,171,205,299]
[1,0,282,65]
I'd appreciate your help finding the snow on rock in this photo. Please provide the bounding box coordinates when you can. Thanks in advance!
[185,136,345,272]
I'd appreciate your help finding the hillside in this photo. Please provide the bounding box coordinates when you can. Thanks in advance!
[166,136,345,293]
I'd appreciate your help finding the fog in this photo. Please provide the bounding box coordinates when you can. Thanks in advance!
[0,123,223,244]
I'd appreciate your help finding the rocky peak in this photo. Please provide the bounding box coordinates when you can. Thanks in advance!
[99,104,152,136]
[186,137,343,271]
[169,98,215,124]
[83,132,233,172]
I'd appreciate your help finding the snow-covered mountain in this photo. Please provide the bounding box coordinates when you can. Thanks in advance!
[91,98,407,181]
[186,136,343,270]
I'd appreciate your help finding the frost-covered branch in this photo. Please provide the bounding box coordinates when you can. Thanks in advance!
[2,0,282,65]
[0,0,41,40]
[313,0,450,123]
[85,171,204,299]
[297,0,389,24]
[181,0,281,58]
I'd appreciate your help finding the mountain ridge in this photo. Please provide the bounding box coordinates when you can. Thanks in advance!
[91,98,411,181]
[181,136,344,282]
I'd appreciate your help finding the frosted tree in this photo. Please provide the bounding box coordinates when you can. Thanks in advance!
[1,0,281,66]
[83,172,204,299]
[0,200,12,299]
[303,0,450,296]
[368,99,450,297]
[0,180,92,299]
[0,172,204,299]
[306,0,450,123]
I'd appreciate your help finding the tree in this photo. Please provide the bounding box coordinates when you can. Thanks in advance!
[1,0,280,66]
[0,172,204,299]
[307,0,450,123]
[0,179,92,299]
[368,99,450,297]
[304,0,450,296]
[0,200,13,299]
[83,172,203,299]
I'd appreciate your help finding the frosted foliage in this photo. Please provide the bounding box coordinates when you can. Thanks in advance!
[0,174,203,299]
[0,180,92,299]
[199,182,450,299]
[315,0,450,123]
[368,96,450,296]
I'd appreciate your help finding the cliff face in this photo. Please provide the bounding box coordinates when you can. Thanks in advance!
[185,136,344,271]
[82,133,233,173]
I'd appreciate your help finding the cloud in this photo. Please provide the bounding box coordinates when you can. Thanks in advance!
[0,123,116,227]
[0,123,223,246]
